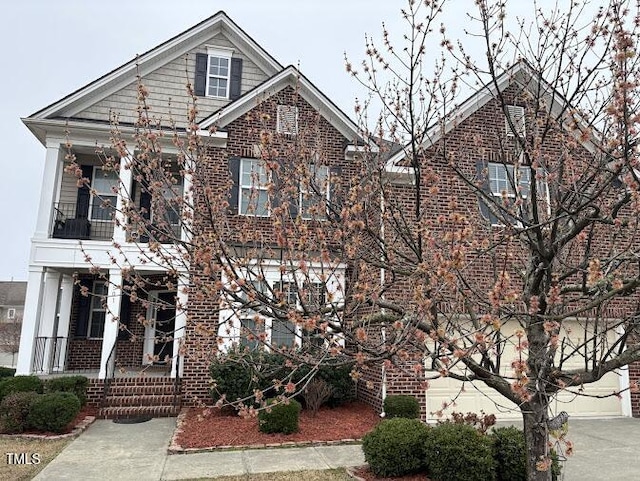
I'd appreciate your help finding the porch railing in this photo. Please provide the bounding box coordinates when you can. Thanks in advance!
[101,342,117,407]
[51,202,114,241]
[33,337,68,373]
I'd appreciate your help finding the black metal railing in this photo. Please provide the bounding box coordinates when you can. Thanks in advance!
[51,203,114,241]
[33,337,68,373]
[101,342,117,407]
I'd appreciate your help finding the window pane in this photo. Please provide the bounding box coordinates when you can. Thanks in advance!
[93,171,119,193]
[271,320,295,348]
[239,317,263,350]
[89,311,106,338]
[91,195,117,220]
[240,188,269,216]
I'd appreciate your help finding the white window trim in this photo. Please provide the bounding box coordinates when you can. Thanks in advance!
[488,162,550,225]
[506,105,526,138]
[277,105,299,135]
[88,281,107,339]
[300,165,330,220]
[217,265,345,353]
[205,46,233,99]
[90,166,118,222]
[7,308,16,320]
[239,158,270,217]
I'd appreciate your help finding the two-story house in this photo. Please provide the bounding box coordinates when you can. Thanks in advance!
[17,11,367,417]
[17,11,640,420]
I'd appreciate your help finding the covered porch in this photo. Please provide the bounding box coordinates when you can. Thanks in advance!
[16,267,187,381]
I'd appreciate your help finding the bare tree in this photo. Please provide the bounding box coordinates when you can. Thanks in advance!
[0,316,22,366]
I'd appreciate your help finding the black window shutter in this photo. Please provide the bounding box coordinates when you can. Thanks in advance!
[475,160,498,225]
[327,166,342,221]
[76,165,93,220]
[117,286,132,340]
[229,58,243,100]
[228,157,241,215]
[139,189,152,242]
[194,53,208,97]
[75,279,93,338]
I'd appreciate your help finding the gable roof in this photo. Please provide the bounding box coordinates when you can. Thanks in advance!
[28,11,283,121]
[200,65,371,146]
[385,61,598,172]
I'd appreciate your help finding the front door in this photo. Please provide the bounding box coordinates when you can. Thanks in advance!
[144,291,176,364]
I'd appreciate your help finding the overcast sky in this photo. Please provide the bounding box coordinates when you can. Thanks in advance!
[0,0,589,281]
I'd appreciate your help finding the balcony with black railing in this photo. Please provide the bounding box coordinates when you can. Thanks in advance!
[51,202,115,241]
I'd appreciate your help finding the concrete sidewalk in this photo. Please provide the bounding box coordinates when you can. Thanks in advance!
[32,416,640,480]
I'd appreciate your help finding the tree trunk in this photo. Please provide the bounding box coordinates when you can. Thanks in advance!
[522,403,552,481]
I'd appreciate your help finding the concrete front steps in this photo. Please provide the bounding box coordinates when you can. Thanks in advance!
[98,376,182,419]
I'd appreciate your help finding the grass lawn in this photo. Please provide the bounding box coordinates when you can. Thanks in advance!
[182,469,352,481]
[0,437,70,481]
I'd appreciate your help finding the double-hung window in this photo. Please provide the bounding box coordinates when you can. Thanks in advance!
[90,168,118,222]
[88,281,107,339]
[239,159,270,216]
[300,165,329,220]
[238,280,267,350]
[7,308,15,320]
[206,47,232,98]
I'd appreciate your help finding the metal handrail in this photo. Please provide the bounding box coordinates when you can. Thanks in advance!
[101,342,117,407]
[173,352,182,409]
[33,337,68,373]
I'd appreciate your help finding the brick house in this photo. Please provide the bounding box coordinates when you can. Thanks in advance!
[16,12,640,419]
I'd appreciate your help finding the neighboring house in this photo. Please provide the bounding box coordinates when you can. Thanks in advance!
[16,12,640,420]
[0,281,26,323]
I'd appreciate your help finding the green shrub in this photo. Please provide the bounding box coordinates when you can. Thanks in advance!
[0,391,39,434]
[362,418,430,477]
[258,398,302,434]
[317,361,355,407]
[0,367,16,379]
[45,375,89,406]
[27,392,81,433]
[424,423,496,481]
[491,426,526,481]
[210,351,256,405]
[383,395,420,419]
[0,376,44,401]
[490,426,562,481]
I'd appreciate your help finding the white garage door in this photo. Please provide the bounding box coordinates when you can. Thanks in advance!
[424,320,627,421]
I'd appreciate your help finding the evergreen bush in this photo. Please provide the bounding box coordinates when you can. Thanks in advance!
[0,375,44,401]
[27,392,81,433]
[424,422,496,481]
[0,391,39,433]
[45,375,89,406]
[362,418,429,477]
[383,394,420,419]
[258,398,301,434]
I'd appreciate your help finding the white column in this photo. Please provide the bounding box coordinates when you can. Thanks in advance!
[172,272,189,378]
[36,271,62,374]
[34,141,62,239]
[114,155,133,244]
[98,269,122,379]
[16,267,45,374]
[181,162,194,243]
[54,274,75,372]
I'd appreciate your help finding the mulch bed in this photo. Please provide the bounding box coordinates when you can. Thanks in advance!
[175,401,381,449]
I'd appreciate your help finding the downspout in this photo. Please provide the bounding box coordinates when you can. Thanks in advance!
[380,183,387,417]
[616,325,632,417]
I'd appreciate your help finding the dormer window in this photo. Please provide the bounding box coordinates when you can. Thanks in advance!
[206,47,233,98]
[194,47,243,100]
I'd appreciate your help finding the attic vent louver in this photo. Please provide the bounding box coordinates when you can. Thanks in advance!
[277,105,298,135]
